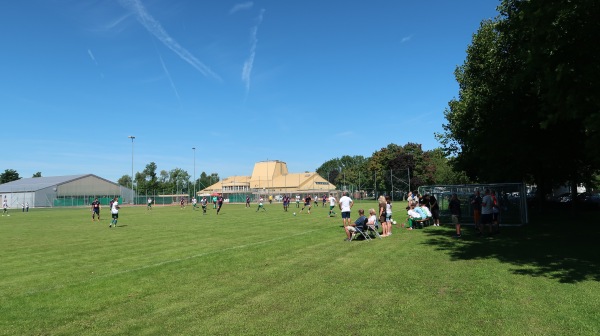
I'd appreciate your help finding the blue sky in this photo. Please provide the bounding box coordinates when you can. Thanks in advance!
[1,0,499,182]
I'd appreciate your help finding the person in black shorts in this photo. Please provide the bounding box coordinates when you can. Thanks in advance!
[299,195,312,214]
[91,198,101,221]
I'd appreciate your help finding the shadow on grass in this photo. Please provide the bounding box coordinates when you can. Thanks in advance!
[420,209,600,283]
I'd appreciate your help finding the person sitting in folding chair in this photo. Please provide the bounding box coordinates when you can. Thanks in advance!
[366,208,382,239]
[345,209,369,241]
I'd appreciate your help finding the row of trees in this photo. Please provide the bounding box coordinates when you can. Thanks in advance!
[316,143,469,194]
[0,169,42,184]
[117,162,220,195]
[437,0,600,198]
[1,143,466,196]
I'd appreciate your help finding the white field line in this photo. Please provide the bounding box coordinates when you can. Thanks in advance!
[23,226,331,296]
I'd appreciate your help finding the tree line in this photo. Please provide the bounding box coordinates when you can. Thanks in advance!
[316,143,469,195]
[437,0,600,199]
[117,162,220,195]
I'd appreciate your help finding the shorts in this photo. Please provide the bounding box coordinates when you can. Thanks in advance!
[147,203,152,207]
[330,205,335,210]
[473,209,481,223]
[112,213,118,219]
[341,211,351,219]
[451,215,460,224]
[93,208,100,214]
[431,208,440,220]
[481,213,493,224]
[386,213,392,221]
[492,212,499,221]
[346,226,357,232]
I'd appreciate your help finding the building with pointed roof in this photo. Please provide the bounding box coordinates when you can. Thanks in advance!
[198,160,336,202]
[0,174,132,207]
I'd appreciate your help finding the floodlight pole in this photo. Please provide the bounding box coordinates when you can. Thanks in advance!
[128,135,135,204]
[192,147,196,197]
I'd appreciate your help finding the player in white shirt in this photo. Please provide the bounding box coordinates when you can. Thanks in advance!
[110,197,120,228]
[328,194,337,217]
[338,192,354,228]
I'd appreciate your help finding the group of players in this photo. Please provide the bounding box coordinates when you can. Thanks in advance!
[245,194,338,216]
[90,197,121,228]
[89,193,338,228]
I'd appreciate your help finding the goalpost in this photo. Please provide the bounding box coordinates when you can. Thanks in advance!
[418,183,529,225]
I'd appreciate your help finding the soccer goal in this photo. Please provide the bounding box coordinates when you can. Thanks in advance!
[418,183,528,225]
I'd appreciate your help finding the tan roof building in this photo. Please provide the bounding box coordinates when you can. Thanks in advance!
[198,160,336,200]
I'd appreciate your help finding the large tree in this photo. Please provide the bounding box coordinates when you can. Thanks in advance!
[438,0,600,199]
[316,155,368,191]
[117,175,132,188]
[1,169,20,184]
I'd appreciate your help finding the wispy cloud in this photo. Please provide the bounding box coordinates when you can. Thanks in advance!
[118,0,220,81]
[87,48,104,78]
[242,9,265,94]
[104,13,131,31]
[335,131,354,137]
[400,35,413,43]
[230,2,254,14]
[87,49,99,65]
[157,52,181,103]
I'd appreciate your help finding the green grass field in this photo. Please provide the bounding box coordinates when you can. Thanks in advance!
[1,201,599,335]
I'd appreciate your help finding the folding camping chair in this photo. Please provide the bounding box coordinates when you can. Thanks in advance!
[349,225,371,241]
[367,221,382,239]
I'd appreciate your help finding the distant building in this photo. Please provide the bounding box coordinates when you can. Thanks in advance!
[0,174,132,208]
[198,160,336,202]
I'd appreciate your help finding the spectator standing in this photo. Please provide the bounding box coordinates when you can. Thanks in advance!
[481,189,494,235]
[449,193,462,237]
[471,190,482,232]
[429,195,440,226]
[384,195,393,236]
[491,190,501,234]
[339,192,354,228]
[378,195,387,230]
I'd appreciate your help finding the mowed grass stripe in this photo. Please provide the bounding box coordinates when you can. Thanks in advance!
[1,202,599,335]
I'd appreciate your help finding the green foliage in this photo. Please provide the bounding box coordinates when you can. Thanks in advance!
[117,174,131,187]
[439,0,600,195]
[316,143,470,192]
[32,172,42,178]
[316,155,368,190]
[0,169,20,184]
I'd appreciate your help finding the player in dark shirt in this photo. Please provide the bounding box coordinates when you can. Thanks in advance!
[299,195,312,214]
[91,198,101,221]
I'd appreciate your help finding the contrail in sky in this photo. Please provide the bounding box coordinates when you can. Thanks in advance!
[242,9,265,94]
[157,52,181,103]
[230,2,254,14]
[118,0,221,81]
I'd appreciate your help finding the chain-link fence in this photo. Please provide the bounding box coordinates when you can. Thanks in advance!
[418,183,528,225]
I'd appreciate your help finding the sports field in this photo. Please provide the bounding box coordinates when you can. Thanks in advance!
[1,201,598,335]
